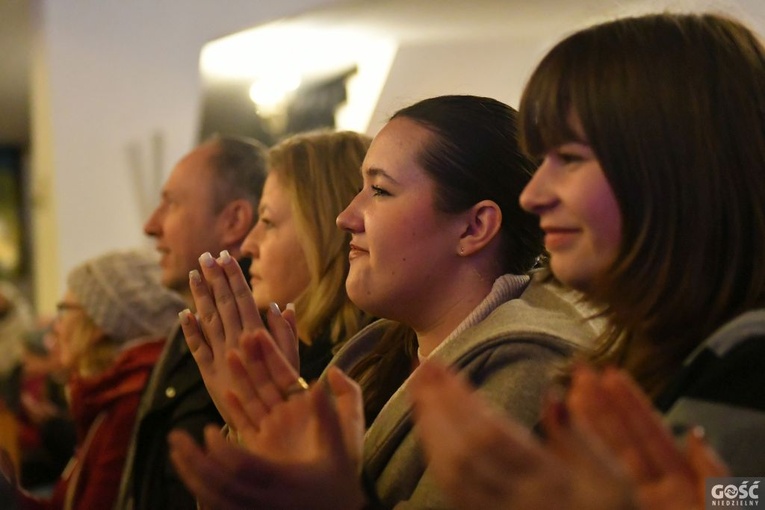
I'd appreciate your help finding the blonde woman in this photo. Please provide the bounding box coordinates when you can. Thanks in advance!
[186,130,374,428]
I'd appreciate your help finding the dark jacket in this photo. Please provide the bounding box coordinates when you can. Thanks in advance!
[657,308,765,476]
[114,324,223,510]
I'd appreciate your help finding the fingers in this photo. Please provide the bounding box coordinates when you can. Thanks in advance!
[410,361,541,494]
[539,386,569,441]
[265,303,300,372]
[246,330,302,397]
[282,303,298,339]
[236,333,286,409]
[188,267,227,355]
[600,368,689,476]
[197,252,244,346]
[168,428,244,510]
[217,250,264,332]
[224,330,301,420]
[309,380,357,474]
[686,427,730,478]
[567,365,655,480]
[225,350,270,431]
[179,309,212,366]
[326,367,365,466]
[169,427,275,510]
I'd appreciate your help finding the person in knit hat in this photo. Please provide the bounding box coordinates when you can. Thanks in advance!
[1,248,185,510]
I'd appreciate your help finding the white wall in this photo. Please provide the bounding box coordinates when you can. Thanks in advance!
[366,36,547,135]
[28,0,765,312]
[30,0,341,312]
[366,0,765,136]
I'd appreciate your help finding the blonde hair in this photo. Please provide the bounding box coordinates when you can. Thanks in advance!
[269,130,372,346]
[68,313,118,378]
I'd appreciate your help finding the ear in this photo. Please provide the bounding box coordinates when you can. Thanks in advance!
[457,200,502,256]
[217,199,255,247]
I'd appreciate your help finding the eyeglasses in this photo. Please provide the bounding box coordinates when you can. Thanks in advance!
[55,302,83,318]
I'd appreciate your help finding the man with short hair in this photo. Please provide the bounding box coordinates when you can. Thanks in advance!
[115,135,267,510]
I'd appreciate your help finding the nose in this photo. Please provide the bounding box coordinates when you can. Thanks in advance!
[143,206,161,237]
[336,193,363,233]
[240,224,261,259]
[519,158,557,214]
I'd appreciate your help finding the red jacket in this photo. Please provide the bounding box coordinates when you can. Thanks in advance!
[19,338,164,510]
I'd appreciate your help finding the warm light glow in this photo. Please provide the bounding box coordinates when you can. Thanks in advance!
[248,74,301,115]
[200,19,397,130]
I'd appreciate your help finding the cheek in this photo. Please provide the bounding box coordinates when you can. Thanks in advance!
[588,189,622,255]
[260,238,287,273]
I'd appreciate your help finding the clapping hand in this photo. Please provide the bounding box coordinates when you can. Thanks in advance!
[409,361,728,510]
[179,250,299,427]
[169,364,367,510]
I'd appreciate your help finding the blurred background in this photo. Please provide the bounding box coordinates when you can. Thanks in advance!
[0,0,763,315]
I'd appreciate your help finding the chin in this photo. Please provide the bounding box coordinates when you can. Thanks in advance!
[164,274,188,293]
[550,261,589,292]
[346,283,376,315]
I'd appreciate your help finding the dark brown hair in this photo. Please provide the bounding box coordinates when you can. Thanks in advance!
[207,134,268,216]
[519,13,765,396]
[349,95,543,423]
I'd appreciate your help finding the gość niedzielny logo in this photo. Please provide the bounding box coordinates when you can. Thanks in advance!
[707,478,761,507]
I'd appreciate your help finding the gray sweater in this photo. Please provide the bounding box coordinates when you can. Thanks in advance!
[330,272,601,509]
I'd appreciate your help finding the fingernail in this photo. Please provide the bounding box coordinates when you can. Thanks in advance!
[286,302,295,312]
[690,425,706,440]
[218,250,232,264]
[553,399,570,427]
[269,302,282,316]
[544,387,570,427]
[178,309,191,325]
[189,269,201,284]
[199,252,215,267]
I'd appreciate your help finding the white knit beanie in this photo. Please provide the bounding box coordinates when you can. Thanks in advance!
[67,249,186,343]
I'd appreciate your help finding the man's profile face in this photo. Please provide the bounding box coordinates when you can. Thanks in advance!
[143,142,223,299]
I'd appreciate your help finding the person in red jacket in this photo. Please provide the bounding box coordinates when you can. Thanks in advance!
[1,248,185,510]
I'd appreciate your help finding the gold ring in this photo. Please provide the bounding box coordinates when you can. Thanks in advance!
[282,377,309,399]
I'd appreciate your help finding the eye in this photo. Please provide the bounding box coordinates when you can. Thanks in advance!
[258,217,275,229]
[552,142,593,166]
[371,185,390,197]
[558,152,583,164]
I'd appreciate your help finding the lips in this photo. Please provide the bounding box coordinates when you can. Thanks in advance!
[348,243,368,260]
[542,227,580,251]
[155,248,169,265]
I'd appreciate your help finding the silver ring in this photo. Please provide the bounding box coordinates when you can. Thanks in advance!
[282,377,309,399]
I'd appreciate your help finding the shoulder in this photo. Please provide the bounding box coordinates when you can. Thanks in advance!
[659,309,765,475]
[437,273,601,366]
[660,309,765,411]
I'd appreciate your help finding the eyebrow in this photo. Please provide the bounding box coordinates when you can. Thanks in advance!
[364,167,400,184]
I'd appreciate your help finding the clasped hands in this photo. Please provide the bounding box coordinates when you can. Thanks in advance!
[171,250,367,510]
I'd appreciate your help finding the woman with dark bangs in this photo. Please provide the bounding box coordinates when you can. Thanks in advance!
[410,11,765,510]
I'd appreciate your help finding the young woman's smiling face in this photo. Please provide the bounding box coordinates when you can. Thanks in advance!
[519,116,622,291]
[336,117,466,321]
